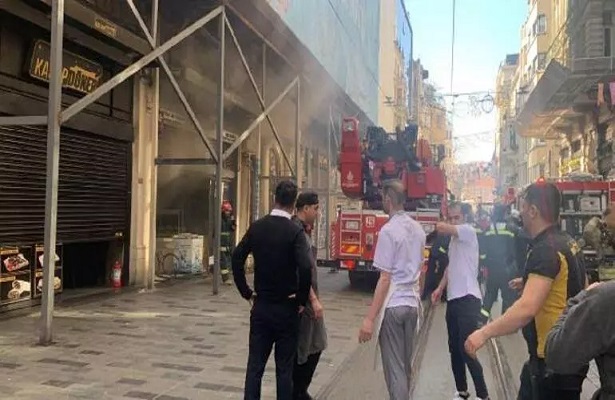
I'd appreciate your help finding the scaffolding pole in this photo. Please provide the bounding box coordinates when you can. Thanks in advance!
[326,104,332,261]
[126,0,219,162]
[0,1,313,341]
[252,44,266,222]
[295,79,301,187]
[213,8,226,295]
[146,0,159,291]
[222,16,295,176]
[39,0,65,345]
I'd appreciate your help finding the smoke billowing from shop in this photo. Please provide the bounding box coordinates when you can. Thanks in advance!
[155,4,338,242]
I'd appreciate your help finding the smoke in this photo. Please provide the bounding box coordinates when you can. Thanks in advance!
[155,1,341,236]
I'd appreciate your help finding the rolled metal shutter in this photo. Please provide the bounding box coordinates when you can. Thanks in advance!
[0,125,130,245]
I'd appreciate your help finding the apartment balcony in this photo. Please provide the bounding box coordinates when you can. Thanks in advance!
[516,0,615,138]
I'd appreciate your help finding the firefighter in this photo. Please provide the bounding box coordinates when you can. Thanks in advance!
[583,207,615,282]
[220,200,236,284]
[506,209,530,277]
[480,204,518,321]
[475,209,490,287]
[422,227,451,302]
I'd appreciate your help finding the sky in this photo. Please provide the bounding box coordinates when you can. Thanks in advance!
[405,0,527,164]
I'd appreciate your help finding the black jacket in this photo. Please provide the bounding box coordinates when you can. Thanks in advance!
[422,234,450,300]
[546,281,615,399]
[232,214,312,306]
[481,222,517,278]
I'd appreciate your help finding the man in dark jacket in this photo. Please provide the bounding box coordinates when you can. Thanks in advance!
[232,180,312,400]
[220,200,236,284]
[546,281,615,400]
[292,192,327,400]
[422,232,450,301]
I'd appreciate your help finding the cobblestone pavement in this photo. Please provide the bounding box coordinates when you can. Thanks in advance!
[0,271,373,400]
[412,305,499,399]
[490,301,600,399]
[317,303,500,400]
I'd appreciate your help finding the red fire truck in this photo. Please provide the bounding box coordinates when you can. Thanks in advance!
[508,174,615,282]
[330,117,449,286]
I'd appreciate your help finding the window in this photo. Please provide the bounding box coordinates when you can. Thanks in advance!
[605,27,614,57]
[537,53,547,70]
[560,147,570,159]
[534,14,547,36]
[539,163,545,178]
[605,12,614,57]
[571,139,582,154]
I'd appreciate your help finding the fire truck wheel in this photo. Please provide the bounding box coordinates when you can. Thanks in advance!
[348,270,362,289]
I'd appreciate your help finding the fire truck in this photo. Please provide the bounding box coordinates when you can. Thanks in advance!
[330,117,448,286]
[509,174,615,282]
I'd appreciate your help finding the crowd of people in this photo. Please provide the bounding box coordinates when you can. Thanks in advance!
[229,178,614,400]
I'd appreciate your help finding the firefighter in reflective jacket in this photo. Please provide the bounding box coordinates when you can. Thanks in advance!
[422,232,451,301]
[480,204,518,320]
[220,200,236,284]
[475,211,490,286]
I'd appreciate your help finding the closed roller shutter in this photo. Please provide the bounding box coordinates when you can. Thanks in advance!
[0,125,130,245]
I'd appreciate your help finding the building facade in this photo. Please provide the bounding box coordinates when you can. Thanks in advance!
[495,54,521,192]
[377,0,413,131]
[0,0,384,310]
[516,0,615,178]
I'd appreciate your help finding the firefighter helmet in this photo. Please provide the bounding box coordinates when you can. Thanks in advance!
[221,200,233,213]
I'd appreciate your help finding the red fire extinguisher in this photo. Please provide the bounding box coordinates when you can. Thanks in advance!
[112,261,122,289]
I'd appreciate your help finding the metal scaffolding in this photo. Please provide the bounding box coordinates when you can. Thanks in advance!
[0,0,303,344]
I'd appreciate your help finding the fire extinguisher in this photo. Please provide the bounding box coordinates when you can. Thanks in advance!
[112,261,122,289]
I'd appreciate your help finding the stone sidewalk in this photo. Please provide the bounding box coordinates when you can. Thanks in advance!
[0,274,372,400]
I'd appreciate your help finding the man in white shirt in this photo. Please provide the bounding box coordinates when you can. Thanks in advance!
[432,202,490,400]
[358,179,425,400]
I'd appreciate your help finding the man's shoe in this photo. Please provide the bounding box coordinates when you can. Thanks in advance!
[453,392,470,400]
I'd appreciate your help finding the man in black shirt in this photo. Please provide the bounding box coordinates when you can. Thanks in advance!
[232,180,312,400]
[465,182,588,400]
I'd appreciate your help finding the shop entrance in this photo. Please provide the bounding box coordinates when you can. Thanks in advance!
[0,125,131,306]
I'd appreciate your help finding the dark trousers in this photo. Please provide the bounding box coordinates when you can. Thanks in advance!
[292,352,321,400]
[244,300,300,400]
[483,269,518,315]
[422,264,444,300]
[446,295,489,399]
[518,358,586,400]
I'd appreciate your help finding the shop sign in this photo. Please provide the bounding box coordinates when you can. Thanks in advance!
[0,247,32,305]
[159,108,186,127]
[28,40,103,95]
[559,157,582,174]
[94,17,118,38]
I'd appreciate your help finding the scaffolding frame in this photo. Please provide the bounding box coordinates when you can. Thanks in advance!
[0,0,306,345]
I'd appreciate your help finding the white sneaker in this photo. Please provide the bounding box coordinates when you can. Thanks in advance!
[453,392,469,400]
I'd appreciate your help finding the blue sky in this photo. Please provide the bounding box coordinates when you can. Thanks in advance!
[405,0,527,163]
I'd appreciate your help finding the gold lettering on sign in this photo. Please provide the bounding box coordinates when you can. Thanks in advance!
[28,40,103,94]
[94,17,118,38]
